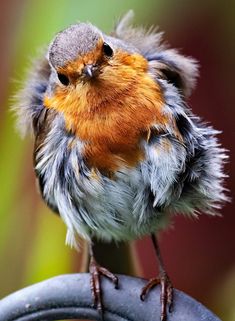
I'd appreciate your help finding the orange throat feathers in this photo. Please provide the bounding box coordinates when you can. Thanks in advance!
[44,51,166,175]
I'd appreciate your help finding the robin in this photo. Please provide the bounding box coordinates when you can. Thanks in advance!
[14,11,228,321]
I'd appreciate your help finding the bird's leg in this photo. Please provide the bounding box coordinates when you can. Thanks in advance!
[140,234,173,321]
[89,243,119,319]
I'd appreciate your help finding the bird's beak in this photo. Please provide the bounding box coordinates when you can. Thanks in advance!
[82,64,98,79]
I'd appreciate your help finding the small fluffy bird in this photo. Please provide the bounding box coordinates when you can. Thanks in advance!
[14,11,227,321]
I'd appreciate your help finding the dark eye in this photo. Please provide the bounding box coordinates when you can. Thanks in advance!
[57,73,70,86]
[103,42,113,57]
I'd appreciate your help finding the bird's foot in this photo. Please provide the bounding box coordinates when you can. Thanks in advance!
[140,272,173,321]
[89,256,118,319]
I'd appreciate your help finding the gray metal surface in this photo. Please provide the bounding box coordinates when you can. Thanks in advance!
[0,273,221,321]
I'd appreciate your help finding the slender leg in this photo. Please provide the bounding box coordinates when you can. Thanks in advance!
[140,234,173,321]
[89,243,119,319]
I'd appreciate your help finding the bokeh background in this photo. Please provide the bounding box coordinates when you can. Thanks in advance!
[0,0,234,320]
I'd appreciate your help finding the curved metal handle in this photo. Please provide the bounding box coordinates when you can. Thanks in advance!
[0,273,221,321]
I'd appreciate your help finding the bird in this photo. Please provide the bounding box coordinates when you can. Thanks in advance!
[14,11,228,321]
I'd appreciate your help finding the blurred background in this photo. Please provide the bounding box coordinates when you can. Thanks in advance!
[0,0,234,320]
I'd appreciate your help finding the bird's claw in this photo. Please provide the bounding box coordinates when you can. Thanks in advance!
[140,272,173,321]
[89,257,118,319]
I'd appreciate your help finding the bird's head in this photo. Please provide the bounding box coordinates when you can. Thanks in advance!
[44,23,148,115]
[48,23,117,84]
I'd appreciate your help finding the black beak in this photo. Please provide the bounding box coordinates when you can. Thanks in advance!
[82,64,98,79]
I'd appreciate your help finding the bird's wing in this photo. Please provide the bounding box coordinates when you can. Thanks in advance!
[33,107,61,214]
[12,55,51,137]
[12,54,65,213]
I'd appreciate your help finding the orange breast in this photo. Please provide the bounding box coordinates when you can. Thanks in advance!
[44,52,168,175]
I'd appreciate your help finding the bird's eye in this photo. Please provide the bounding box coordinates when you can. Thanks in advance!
[57,73,70,86]
[103,42,113,57]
